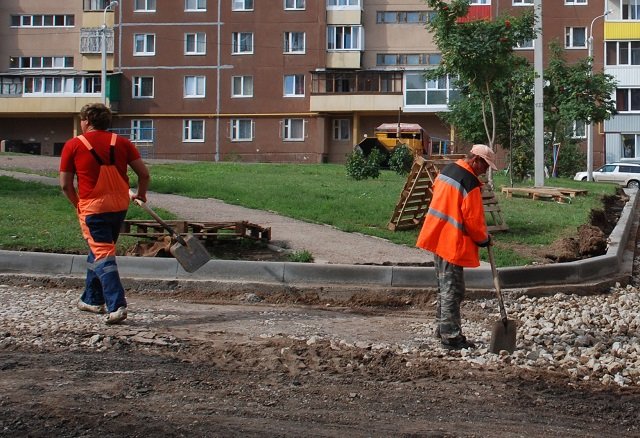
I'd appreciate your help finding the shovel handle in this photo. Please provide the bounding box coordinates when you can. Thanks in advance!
[487,245,509,324]
[132,197,187,246]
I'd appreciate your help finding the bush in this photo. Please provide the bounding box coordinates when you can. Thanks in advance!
[345,148,383,180]
[388,144,414,176]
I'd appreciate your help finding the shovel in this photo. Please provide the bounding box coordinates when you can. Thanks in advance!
[132,197,210,273]
[487,246,517,354]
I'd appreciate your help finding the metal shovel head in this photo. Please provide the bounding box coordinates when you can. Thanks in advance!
[169,233,210,273]
[490,318,518,354]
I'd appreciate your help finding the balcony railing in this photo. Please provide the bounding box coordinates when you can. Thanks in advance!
[311,71,403,94]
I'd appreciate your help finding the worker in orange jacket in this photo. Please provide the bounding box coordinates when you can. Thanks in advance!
[416,144,497,350]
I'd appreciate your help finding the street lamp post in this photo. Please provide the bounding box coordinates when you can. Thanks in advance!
[586,9,611,181]
[101,1,119,105]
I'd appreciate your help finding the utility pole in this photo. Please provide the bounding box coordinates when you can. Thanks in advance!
[533,0,544,187]
[101,1,119,105]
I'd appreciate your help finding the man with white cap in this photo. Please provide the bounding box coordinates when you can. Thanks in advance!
[416,144,497,350]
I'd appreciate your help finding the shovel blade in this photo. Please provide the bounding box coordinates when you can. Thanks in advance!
[169,234,210,273]
[490,319,517,354]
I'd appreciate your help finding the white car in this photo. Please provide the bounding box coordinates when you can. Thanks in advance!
[574,162,640,189]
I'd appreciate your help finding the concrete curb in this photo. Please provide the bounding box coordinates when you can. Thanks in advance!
[1,189,637,292]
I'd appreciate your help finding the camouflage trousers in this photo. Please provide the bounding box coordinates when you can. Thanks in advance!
[433,255,466,342]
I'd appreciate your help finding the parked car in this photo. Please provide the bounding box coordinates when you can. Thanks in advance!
[574,162,640,188]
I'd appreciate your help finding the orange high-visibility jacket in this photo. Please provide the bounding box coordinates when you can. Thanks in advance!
[416,159,489,267]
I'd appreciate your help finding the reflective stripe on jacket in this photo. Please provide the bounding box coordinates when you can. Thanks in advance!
[416,159,489,267]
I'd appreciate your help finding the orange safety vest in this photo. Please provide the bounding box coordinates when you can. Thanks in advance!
[76,133,130,216]
[416,159,489,267]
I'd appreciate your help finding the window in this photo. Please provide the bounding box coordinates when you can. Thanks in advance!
[565,27,586,48]
[565,0,587,4]
[232,75,253,97]
[134,0,156,11]
[134,34,155,55]
[376,11,433,24]
[606,41,640,65]
[623,0,640,19]
[10,56,74,69]
[131,120,154,142]
[184,76,205,97]
[623,134,640,158]
[11,15,75,27]
[22,76,100,95]
[512,0,533,5]
[515,39,534,49]
[133,76,154,98]
[232,32,254,54]
[183,120,204,142]
[284,74,305,96]
[84,0,108,11]
[284,32,305,53]
[405,72,458,107]
[185,33,206,55]
[282,119,305,141]
[327,26,362,50]
[376,53,440,66]
[285,0,305,10]
[231,119,253,141]
[232,0,254,11]
[185,0,206,11]
[571,121,586,139]
[333,119,350,141]
[327,0,360,6]
[616,88,640,111]
[470,0,490,4]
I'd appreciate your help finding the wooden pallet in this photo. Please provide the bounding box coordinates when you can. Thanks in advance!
[120,220,271,244]
[388,154,508,232]
[387,155,464,231]
[501,186,587,203]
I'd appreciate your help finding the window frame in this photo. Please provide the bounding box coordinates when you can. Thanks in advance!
[284,0,305,10]
[132,76,154,98]
[232,0,254,11]
[232,32,254,54]
[185,32,206,55]
[185,0,207,11]
[282,118,305,141]
[231,75,254,97]
[327,25,363,51]
[134,0,156,12]
[565,27,587,49]
[284,74,305,97]
[332,119,351,141]
[230,119,254,141]
[284,31,306,54]
[184,75,206,98]
[134,33,156,56]
[512,0,533,5]
[183,119,205,142]
[131,119,154,142]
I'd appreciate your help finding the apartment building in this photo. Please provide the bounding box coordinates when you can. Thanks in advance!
[0,0,630,168]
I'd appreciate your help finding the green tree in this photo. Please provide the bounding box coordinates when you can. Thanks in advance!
[425,0,536,150]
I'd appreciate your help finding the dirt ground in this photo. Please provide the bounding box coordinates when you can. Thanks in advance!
[1,154,639,436]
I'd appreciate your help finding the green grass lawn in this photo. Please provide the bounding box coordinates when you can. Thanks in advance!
[0,159,618,267]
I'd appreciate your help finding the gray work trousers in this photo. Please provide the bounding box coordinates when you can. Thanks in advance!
[433,254,465,342]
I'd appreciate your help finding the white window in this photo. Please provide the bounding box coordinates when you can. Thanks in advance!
[333,119,350,141]
[232,0,254,11]
[623,0,640,19]
[232,75,253,97]
[327,0,360,6]
[184,76,206,97]
[285,0,305,10]
[606,41,640,65]
[470,0,490,4]
[134,34,155,55]
[282,119,305,141]
[327,26,362,50]
[134,0,156,12]
[232,32,254,54]
[515,39,534,49]
[284,32,305,53]
[404,73,458,107]
[571,121,586,139]
[183,119,205,142]
[284,74,305,96]
[565,0,587,4]
[512,0,533,4]
[132,76,154,98]
[185,32,206,55]
[185,0,206,11]
[131,120,154,142]
[231,119,253,141]
[11,14,75,27]
[623,134,640,158]
[616,88,640,111]
[565,27,586,48]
